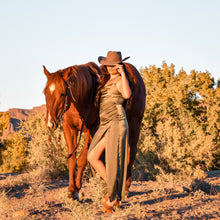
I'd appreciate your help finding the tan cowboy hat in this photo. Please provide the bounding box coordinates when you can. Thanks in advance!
[98,51,130,65]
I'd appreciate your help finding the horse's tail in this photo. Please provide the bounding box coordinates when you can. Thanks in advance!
[124,62,146,117]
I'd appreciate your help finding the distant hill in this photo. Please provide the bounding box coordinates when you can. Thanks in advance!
[1,105,46,140]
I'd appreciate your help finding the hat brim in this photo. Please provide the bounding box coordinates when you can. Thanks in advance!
[98,56,130,65]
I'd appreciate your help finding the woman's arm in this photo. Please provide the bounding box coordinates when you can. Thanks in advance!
[115,64,132,99]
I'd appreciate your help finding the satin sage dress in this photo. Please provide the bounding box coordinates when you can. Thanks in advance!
[88,80,128,202]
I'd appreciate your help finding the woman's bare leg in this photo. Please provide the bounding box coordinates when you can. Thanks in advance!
[88,137,107,182]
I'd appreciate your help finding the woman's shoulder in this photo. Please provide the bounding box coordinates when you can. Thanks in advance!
[105,75,121,86]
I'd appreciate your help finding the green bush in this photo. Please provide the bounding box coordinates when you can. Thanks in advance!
[0,112,27,172]
[0,132,28,172]
[0,112,10,137]
[0,112,10,167]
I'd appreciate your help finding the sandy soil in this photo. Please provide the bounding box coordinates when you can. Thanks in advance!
[0,171,219,219]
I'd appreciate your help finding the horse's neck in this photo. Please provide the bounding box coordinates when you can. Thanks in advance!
[70,75,94,112]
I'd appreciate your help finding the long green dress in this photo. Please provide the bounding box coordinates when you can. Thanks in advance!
[88,80,128,202]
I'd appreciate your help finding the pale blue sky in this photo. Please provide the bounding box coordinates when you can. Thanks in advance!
[0,0,219,111]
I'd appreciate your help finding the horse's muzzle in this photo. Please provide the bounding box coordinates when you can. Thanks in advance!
[46,118,58,131]
[47,122,57,131]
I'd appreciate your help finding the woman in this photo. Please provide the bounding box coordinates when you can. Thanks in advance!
[87,51,132,212]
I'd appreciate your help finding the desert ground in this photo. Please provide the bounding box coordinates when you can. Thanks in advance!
[0,170,219,220]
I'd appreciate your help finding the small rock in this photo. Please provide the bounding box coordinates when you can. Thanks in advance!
[174,186,184,193]
[12,209,29,218]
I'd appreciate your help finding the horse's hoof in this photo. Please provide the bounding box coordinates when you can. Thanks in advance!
[125,190,130,199]
[78,191,84,200]
[67,191,79,201]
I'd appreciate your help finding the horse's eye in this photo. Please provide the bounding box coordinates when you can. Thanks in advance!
[61,93,66,97]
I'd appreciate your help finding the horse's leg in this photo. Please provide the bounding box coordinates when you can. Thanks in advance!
[126,116,142,192]
[75,130,91,191]
[63,121,78,199]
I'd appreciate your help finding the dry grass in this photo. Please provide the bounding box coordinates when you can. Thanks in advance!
[0,169,219,219]
[58,174,145,219]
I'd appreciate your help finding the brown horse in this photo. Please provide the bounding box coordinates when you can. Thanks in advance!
[43,62,146,199]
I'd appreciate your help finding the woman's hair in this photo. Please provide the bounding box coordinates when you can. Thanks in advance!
[94,65,110,107]
[94,64,130,107]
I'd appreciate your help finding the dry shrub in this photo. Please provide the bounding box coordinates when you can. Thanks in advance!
[111,202,144,220]
[135,62,220,182]
[0,110,88,179]
[20,112,69,179]
[21,112,89,180]
[58,174,104,219]
[0,189,12,218]
[88,173,106,205]
[59,174,144,219]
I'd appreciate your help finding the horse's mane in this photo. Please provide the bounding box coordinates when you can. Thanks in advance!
[61,62,100,105]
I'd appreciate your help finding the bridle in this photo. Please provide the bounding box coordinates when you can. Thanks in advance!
[56,80,76,122]
[48,79,93,160]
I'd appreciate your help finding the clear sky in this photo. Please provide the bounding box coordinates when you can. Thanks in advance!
[0,0,219,111]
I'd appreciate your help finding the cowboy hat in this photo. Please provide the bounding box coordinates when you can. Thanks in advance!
[98,51,130,65]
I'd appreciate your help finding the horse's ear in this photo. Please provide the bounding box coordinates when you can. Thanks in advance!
[87,62,101,76]
[43,65,51,78]
[62,68,72,82]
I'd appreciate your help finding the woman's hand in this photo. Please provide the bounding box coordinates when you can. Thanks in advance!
[115,64,132,99]
[114,64,125,76]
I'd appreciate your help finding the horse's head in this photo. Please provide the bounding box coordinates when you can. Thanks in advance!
[43,65,72,131]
